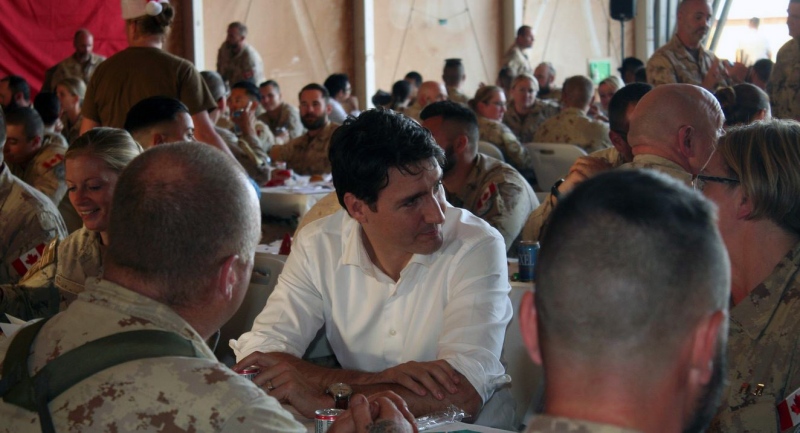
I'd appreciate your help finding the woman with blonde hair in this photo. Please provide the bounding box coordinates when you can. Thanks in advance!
[503,73,559,143]
[470,85,534,181]
[0,128,142,319]
[594,76,623,118]
[697,119,800,431]
[56,77,86,145]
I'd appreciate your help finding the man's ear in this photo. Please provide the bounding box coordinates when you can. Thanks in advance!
[455,134,468,154]
[153,133,166,146]
[688,310,726,386]
[216,255,240,301]
[344,192,368,224]
[677,125,695,159]
[29,135,42,151]
[520,291,543,365]
[609,130,627,155]
[325,102,333,115]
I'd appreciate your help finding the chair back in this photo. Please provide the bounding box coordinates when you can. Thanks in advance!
[525,143,587,189]
[215,252,287,366]
[478,141,506,161]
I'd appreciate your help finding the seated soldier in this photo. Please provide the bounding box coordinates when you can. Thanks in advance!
[123,96,195,149]
[222,80,275,152]
[258,80,304,145]
[0,108,67,286]
[4,107,67,206]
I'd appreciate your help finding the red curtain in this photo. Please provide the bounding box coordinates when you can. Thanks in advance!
[0,0,127,95]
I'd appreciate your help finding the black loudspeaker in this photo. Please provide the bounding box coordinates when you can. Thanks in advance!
[610,0,636,21]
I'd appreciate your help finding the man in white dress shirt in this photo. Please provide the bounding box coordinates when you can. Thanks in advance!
[233,108,513,426]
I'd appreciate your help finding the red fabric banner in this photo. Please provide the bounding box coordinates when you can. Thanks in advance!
[0,0,127,95]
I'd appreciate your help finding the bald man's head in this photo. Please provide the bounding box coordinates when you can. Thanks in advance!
[417,81,448,107]
[628,84,723,174]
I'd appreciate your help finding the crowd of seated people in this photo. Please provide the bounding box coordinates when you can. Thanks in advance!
[1,0,798,432]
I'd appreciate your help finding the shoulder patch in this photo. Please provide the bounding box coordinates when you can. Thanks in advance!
[474,183,498,217]
[19,238,59,283]
[42,154,64,170]
[12,242,50,278]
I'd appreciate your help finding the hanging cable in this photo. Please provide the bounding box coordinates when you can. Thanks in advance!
[301,0,331,75]
[392,0,417,80]
[464,0,491,83]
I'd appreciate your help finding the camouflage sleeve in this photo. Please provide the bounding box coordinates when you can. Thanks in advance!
[33,155,66,205]
[498,128,531,173]
[472,179,530,252]
[646,53,678,86]
[218,394,304,433]
[255,121,275,151]
[522,195,555,243]
[0,239,61,320]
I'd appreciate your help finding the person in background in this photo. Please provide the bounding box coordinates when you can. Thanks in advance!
[216,21,265,86]
[495,67,513,97]
[0,107,67,285]
[257,80,304,145]
[767,0,800,120]
[4,107,67,206]
[0,75,32,111]
[748,58,773,90]
[123,96,195,150]
[699,120,800,432]
[594,76,623,118]
[503,73,559,143]
[533,62,561,102]
[46,29,106,92]
[56,77,86,145]
[0,128,142,320]
[471,85,534,183]
[404,71,422,105]
[443,58,470,106]
[534,76,612,154]
[521,169,730,433]
[390,80,412,112]
[618,57,645,84]
[324,73,360,123]
[402,81,448,123]
[502,25,535,79]
[421,100,538,254]
[714,83,771,127]
[225,80,275,152]
[80,0,232,158]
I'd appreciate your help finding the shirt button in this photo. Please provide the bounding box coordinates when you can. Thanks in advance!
[389,329,397,336]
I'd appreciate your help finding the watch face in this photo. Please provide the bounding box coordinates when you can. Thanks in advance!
[327,382,353,398]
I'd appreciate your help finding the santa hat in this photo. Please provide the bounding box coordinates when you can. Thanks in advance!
[121,0,170,20]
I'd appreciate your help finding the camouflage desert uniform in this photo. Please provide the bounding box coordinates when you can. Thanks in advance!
[522,147,624,242]
[447,153,537,254]
[646,35,730,89]
[619,154,692,186]
[503,44,533,78]
[503,99,560,143]
[7,133,68,205]
[50,53,106,88]
[216,126,271,185]
[524,415,641,433]
[538,87,562,103]
[478,116,533,177]
[0,226,102,320]
[767,38,800,120]
[708,242,800,433]
[295,191,341,235]
[272,122,339,175]
[447,86,470,106]
[258,102,305,140]
[217,43,265,85]
[0,165,66,285]
[0,278,305,433]
[533,107,612,154]
[403,101,423,123]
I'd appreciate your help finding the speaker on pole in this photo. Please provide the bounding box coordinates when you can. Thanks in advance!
[610,0,636,21]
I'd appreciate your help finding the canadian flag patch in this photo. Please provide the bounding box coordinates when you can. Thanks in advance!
[11,243,46,277]
[474,183,498,217]
[42,154,64,170]
[777,386,800,430]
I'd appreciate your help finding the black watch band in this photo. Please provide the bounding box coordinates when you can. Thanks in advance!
[551,178,566,200]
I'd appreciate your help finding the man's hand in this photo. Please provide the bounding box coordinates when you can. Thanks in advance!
[231,101,258,137]
[368,360,460,401]
[234,351,331,418]
[329,393,417,433]
[562,156,613,192]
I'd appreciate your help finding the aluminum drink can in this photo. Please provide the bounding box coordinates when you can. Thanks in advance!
[237,366,260,381]
[518,241,540,282]
[315,409,344,433]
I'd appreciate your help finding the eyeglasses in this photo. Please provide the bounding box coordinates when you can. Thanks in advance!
[692,174,740,191]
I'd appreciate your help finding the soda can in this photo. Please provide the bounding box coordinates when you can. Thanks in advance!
[518,241,540,282]
[237,366,260,381]
[315,409,344,433]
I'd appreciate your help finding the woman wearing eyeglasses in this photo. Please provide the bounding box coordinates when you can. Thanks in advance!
[470,85,534,182]
[697,119,800,432]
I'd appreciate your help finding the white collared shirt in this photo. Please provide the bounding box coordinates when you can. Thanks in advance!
[233,205,512,403]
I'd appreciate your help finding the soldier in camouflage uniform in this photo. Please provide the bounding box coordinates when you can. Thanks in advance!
[258,80,304,145]
[443,59,470,106]
[767,1,800,120]
[0,128,141,320]
[421,101,537,254]
[520,169,730,433]
[503,74,560,143]
[534,62,562,102]
[216,22,264,86]
[46,29,106,91]
[646,0,730,91]
[699,120,800,433]
[4,108,67,206]
[271,84,339,176]
[226,81,275,155]
[502,26,535,79]
[533,76,612,154]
